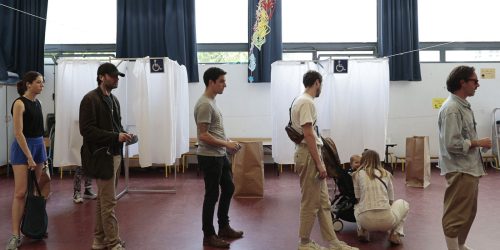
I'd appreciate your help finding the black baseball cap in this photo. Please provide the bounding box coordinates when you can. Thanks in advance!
[97,63,125,77]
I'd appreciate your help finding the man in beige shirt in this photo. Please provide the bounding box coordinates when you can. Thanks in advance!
[292,70,358,250]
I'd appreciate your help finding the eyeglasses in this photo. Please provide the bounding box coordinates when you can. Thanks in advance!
[466,78,479,84]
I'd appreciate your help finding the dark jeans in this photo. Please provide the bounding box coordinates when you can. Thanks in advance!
[198,155,235,237]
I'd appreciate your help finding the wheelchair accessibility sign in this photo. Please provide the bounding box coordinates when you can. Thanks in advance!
[334,59,348,73]
[150,59,164,73]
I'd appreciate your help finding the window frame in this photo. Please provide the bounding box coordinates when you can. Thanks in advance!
[45,42,500,64]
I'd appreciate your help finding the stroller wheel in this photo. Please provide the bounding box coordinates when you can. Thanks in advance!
[333,219,343,232]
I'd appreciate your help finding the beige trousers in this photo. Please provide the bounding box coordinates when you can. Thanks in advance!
[442,172,479,245]
[355,199,409,236]
[94,155,121,247]
[294,144,338,242]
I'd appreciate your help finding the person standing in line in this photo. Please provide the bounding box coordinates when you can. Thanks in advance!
[291,70,358,250]
[194,67,243,249]
[72,166,97,203]
[5,71,47,250]
[80,63,132,250]
[438,65,491,250]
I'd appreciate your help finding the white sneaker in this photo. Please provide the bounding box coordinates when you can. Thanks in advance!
[109,243,125,250]
[5,235,21,250]
[459,245,473,250]
[73,192,83,203]
[328,241,359,250]
[298,240,327,250]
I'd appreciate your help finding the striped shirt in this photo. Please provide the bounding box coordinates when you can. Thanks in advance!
[353,168,394,214]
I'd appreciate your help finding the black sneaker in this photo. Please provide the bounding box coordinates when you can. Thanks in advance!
[83,189,97,199]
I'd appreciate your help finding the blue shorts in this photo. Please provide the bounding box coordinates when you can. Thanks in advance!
[10,136,47,165]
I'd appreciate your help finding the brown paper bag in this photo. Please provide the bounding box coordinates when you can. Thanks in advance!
[405,136,431,188]
[232,141,264,198]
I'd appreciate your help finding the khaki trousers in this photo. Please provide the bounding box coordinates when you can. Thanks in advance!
[442,172,479,244]
[294,145,338,242]
[355,199,409,236]
[94,155,121,247]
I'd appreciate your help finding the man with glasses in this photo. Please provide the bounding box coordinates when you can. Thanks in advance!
[438,66,491,250]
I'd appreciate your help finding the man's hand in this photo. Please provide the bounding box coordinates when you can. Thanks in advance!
[226,141,241,152]
[317,162,327,179]
[118,133,132,143]
[476,137,492,149]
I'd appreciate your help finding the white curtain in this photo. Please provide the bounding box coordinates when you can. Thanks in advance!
[270,61,316,164]
[53,60,101,167]
[271,59,390,164]
[324,59,390,163]
[54,58,189,168]
[131,57,189,167]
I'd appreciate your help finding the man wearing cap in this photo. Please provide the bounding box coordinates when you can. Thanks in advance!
[79,62,131,250]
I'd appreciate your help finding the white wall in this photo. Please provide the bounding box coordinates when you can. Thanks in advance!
[389,63,500,157]
[190,63,500,158]
[189,64,272,139]
[3,62,498,166]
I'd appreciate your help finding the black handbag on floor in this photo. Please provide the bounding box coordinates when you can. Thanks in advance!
[21,170,48,239]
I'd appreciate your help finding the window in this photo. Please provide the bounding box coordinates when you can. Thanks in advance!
[45,0,117,44]
[419,0,500,42]
[282,0,376,43]
[446,50,500,62]
[197,52,248,63]
[419,51,440,62]
[282,52,314,61]
[196,0,248,43]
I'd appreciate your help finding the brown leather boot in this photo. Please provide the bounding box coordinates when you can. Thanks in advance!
[203,235,230,248]
[218,225,244,239]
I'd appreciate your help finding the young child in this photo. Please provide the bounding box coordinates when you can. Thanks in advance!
[347,154,361,174]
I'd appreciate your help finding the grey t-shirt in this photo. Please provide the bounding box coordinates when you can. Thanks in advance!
[194,95,227,156]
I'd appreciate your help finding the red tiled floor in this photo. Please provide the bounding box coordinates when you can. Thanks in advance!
[1,165,500,250]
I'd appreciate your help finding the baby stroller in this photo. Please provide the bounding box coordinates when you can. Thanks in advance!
[321,136,356,232]
[330,166,357,232]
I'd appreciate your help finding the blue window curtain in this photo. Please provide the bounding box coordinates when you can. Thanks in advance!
[377,0,421,81]
[248,0,282,83]
[0,0,48,82]
[117,0,199,82]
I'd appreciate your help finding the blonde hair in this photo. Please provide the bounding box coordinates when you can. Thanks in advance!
[355,149,388,180]
[350,154,361,165]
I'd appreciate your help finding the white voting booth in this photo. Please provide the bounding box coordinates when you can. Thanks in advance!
[53,57,189,197]
[271,58,390,165]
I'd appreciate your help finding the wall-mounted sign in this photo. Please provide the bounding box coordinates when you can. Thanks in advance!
[334,59,348,73]
[480,68,495,79]
[150,59,164,73]
[432,97,446,109]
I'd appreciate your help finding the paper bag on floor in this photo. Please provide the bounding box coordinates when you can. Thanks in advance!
[232,141,264,198]
[405,136,431,188]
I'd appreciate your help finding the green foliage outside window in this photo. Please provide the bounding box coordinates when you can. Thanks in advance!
[197,52,248,64]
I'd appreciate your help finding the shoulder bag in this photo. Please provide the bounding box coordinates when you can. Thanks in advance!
[285,98,304,144]
[21,170,48,239]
